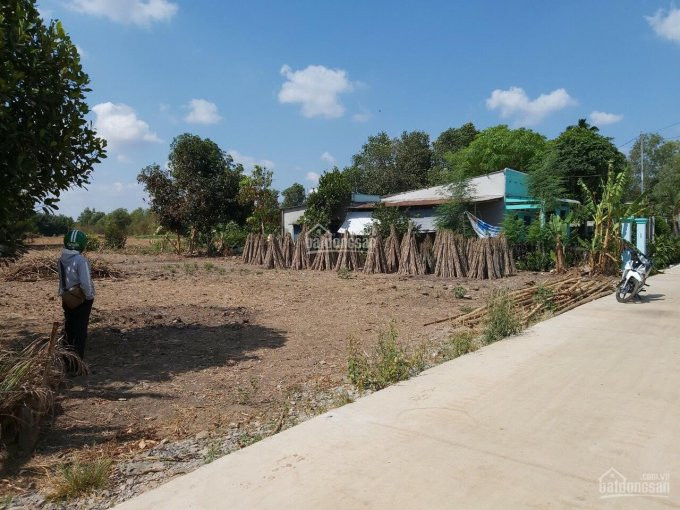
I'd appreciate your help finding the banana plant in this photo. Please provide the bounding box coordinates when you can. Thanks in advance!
[578,165,646,274]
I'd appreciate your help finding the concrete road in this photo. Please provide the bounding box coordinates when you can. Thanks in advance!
[115,266,680,509]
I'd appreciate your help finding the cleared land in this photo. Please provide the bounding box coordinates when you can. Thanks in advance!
[0,238,551,501]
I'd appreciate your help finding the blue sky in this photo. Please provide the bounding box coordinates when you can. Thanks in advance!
[37,0,680,218]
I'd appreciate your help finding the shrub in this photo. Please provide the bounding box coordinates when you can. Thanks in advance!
[213,221,248,255]
[347,323,423,391]
[650,233,680,269]
[447,331,477,358]
[47,459,112,500]
[103,224,127,249]
[483,289,522,344]
[337,267,351,279]
[452,285,467,299]
[85,235,101,252]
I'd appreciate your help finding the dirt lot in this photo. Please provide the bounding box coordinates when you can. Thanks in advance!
[1,239,551,501]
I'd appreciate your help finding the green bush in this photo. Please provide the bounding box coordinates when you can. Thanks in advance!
[103,224,127,249]
[213,221,248,254]
[85,235,101,252]
[447,331,477,358]
[650,233,680,269]
[484,289,522,344]
[452,286,467,299]
[347,323,424,391]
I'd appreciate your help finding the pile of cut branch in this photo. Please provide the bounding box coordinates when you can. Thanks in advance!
[420,234,435,273]
[424,273,615,327]
[433,230,468,278]
[263,235,285,269]
[281,232,294,268]
[363,228,388,274]
[397,225,424,275]
[1,255,123,281]
[467,235,516,280]
[310,233,335,271]
[384,225,400,273]
[242,233,254,263]
[291,228,311,270]
[335,231,359,271]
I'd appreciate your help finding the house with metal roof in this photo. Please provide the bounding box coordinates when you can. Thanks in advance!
[338,168,577,235]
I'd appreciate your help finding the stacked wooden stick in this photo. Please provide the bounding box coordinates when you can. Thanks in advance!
[433,230,467,278]
[424,273,615,327]
[466,235,516,280]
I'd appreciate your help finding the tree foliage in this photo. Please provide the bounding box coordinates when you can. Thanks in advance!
[345,131,432,195]
[238,165,280,234]
[449,125,547,177]
[551,119,625,199]
[303,168,351,230]
[628,134,680,195]
[429,122,478,184]
[138,134,243,252]
[31,212,74,236]
[527,146,566,212]
[281,182,306,208]
[1,0,106,259]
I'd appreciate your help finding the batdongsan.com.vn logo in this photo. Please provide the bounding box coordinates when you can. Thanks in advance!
[598,467,670,499]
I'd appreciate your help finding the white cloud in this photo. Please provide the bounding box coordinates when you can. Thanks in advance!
[278,64,355,118]
[305,172,320,185]
[92,102,162,149]
[486,86,577,126]
[352,111,372,123]
[320,152,336,165]
[647,7,680,43]
[67,0,178,26]
[227,150,274,172]
[590,110,623,126]
[184,99,222,125]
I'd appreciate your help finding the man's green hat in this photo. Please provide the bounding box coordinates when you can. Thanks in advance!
[63,229,88,252]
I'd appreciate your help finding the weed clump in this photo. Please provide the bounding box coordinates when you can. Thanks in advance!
[47,459,112,500]
[483,289,521,344]
[347,323,424,391]
[447,331,478,358]
[452,286,467,299]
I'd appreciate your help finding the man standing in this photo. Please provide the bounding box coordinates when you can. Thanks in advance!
[58,229,95,370]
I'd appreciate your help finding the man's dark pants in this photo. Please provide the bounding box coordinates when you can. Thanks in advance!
[63,299,94,364]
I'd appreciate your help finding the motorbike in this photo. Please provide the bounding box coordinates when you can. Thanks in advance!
[616,248,652,303]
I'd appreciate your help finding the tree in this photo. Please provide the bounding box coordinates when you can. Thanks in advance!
[345,131,432,195]
[77,207,106,228]
[281,183,306,208]
[429,122,478,184]
[102,208,131,249]
[628,134,680,195]
[238,165,280,234]
[550,120,625,199]
[369,203,411,237]
[527,146,566,212]
[1,0,106,259]
[303,168,352,231]
[652,152,680,231]
[435,159,474,234]
[138,134,244,253]
[32,212,74,236]
[450,125,547,177]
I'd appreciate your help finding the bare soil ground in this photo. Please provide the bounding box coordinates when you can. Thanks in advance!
[1,239,551,500]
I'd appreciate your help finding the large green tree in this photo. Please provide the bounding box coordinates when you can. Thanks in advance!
[303,168,352,231]
[281,182,306,208]
[450,125,547,177]
[429,122,478,184]
[138,134,244,252]
[627,133,680,194]
[238,165,280,234]
[345,130,432,195]
[1,0,106,259]
[551,119,625,199]
[652,152,680,230]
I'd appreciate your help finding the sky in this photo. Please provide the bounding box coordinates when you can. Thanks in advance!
[36,0,680,219]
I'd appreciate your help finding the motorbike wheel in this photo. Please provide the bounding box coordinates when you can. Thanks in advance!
[615,281,635,303]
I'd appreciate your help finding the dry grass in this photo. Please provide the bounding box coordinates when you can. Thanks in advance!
[0,324,86,453]
[46,458,112,500]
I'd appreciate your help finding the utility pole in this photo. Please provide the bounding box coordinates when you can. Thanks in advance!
[640,132,644,193]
